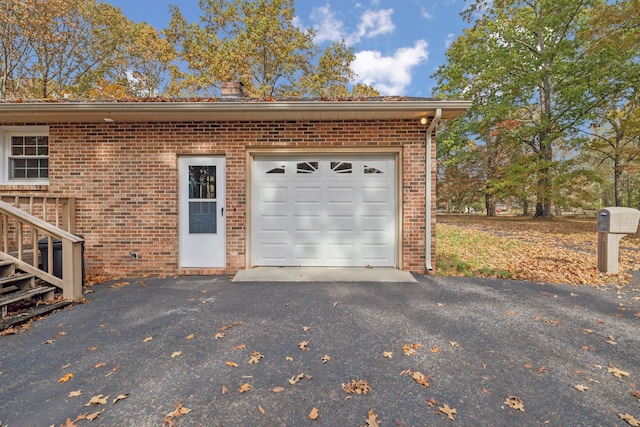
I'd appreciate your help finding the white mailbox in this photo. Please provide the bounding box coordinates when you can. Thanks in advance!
[597,207,640,274]
[598,207,640,234]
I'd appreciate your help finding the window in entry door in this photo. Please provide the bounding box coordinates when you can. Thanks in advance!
[188,165,217,234]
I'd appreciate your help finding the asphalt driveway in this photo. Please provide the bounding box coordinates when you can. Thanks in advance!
[1,274,639,426]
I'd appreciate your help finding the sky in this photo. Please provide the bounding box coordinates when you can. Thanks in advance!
[102,0,471,97]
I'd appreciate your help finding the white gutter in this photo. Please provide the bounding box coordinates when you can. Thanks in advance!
[425,108,442,272]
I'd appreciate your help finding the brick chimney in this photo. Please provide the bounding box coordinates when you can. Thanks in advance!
[220,81,247,98]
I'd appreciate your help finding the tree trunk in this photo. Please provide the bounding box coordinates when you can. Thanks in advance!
[614,157,623,207]
[485,192,496,217]
[522,198,529,216]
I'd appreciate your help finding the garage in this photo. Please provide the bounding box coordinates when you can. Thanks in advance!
[252,154,398,267]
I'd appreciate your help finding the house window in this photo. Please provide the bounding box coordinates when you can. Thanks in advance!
[2,127,49,183]
[10,136,49,179]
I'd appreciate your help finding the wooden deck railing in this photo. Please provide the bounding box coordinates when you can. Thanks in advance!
[0,195,76,233]
[0,199,83,300]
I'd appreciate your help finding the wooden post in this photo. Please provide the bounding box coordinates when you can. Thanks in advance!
[62,198,76,233]
[62,239,83,300]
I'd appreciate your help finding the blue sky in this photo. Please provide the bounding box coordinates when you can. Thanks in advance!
[103,0,471,97]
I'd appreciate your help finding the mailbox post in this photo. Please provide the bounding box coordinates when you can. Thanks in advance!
[597,207,640,274]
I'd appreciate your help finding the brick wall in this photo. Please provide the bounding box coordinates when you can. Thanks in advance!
[3,119,435,277]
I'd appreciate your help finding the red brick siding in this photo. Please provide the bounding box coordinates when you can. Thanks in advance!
[2,120,435,277]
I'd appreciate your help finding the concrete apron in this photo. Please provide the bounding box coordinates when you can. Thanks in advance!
[231,267,417,283]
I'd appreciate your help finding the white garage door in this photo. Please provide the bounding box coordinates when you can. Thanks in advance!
[252,155,397,267]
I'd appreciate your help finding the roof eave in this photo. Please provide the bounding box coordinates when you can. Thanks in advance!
[0,100,472,124]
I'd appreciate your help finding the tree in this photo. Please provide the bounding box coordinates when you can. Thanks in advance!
[583,90,640,206]
[0,0,29,99]
[165,0,376,98]
[433,0,611,217]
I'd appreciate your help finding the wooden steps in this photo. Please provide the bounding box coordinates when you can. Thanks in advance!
[0,260,58,322]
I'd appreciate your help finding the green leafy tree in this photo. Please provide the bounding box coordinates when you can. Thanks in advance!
[433,0,612,217]
[165,0,376,98]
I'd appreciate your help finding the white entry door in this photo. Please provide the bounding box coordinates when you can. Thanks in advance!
[179,156,225,268]
[252,155,397,267]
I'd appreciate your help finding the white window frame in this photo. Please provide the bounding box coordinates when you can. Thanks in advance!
[0,126,49,185]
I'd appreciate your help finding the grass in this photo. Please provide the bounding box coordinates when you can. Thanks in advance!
[435,214,640,286]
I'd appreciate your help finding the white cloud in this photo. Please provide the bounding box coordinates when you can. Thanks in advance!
[350,9,395,43]
[420,6,433,19]
[445,33,455,48]
[310,6,395,45]
[310,6,345,44]
[352,40,429,95]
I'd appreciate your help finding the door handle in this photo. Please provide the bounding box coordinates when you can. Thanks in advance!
[221,207,224,217]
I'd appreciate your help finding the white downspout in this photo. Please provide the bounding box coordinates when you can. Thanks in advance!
[425,108,442,272]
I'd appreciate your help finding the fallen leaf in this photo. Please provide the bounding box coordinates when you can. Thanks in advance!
[364,409,380,427]
[321,355,331,364]
[285,356,294,361]
[85,394,110,406]
[449,341,460,347]
[506,310,515,315]
[309,407,319,420]
[95,362,107,368]
[504,396,525,412]
[587,378,600,384]
[430,345,441,354]
[538,367,547,374]
[239,383,251,393]
[222,385,228,395]
[111,281,129,289]
[112,393,129,404]
[523,363,533,369]
[439,404,458,421]
[482,388,492,395]
[342,379,372,395]
[214,333,225,339]
[332,302,339,307]
[55,331,67,339]
[258,406,265,414]
[393,419,405,426]
[69,390,82,397]
[105,365,121,377]
[226,361,239,368]
[248,351,264,364]
[383,351,393,358]
[583,345,597,352]
[583,329,594,334]
[298,340,310,351]
[606,339,618,346]
[143,336,153,342]
[186,334,194,340]
[43,339,55,345]
[608,367,630,379]
[427,397,438,407]
[166,402,191,419]
[409,371,430,388]
[272,386,284,393]
[574,384,588,392]
[86,410,104,421]
[60,417,79,427]
[620,413,640,427]
[289,373,305,385]
[87,347,97,352]
[302,326,311,331]
[171,351,182,358]
[402,343,422,356]
[233,344,246,350]
[632,390,640,401]
[58,373,74,383]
